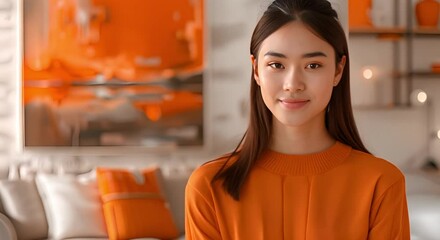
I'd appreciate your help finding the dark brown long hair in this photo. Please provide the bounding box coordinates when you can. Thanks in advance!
[212,0,369,200]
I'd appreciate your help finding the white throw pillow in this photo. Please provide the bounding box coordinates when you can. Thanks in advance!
[161,171,191,234]
[0,180,48,240]
[35,173,108,239]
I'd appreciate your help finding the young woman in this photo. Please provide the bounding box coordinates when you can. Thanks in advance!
[185,0,410,239]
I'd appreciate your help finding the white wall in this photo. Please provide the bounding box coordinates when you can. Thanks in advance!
[354,107,429,169]
[0,0,19,176]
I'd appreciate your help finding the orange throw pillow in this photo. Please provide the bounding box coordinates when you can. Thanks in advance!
[96,167,179,240]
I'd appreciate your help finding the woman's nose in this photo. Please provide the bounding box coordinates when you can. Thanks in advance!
[283,69,305,92]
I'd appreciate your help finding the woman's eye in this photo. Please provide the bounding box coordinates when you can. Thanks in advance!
[307,63,321,69]
[268,63,284,69]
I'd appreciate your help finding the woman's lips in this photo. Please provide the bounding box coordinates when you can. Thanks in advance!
[279,99,309,109]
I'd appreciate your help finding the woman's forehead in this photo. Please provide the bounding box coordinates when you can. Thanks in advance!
[258,21,334,59]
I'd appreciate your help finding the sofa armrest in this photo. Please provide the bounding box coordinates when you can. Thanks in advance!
[0,212,17,240]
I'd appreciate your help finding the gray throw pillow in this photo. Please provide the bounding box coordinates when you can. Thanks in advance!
[0,180,48,240]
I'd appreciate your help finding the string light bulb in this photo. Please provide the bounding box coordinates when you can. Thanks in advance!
[417,91,428,104]
[410,89,428,106]
[362,68,374,80]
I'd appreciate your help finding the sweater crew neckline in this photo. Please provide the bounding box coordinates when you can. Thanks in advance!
[256,141,352,175]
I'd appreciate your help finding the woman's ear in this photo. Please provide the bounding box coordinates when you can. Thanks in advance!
[251,55,260,85]
[333,55,346,86]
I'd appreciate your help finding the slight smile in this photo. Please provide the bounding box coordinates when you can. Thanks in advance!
[278,98,310,109]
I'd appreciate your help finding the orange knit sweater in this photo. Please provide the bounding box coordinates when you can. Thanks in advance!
[185,141,410,239]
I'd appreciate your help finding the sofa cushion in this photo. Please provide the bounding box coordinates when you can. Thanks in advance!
[35,174,108,239]
[0,179,48,240]
[0,212,17,240]
[161,170,190,234]
[97,167,179,240]
[53,238,186,240]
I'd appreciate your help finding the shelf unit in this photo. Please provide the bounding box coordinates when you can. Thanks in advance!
[350,27,440,36]
[410,71,440,78]
[349,1,440,106]
[349,26,406,36]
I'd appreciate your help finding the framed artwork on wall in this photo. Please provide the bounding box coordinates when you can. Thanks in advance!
[21,0,205,150]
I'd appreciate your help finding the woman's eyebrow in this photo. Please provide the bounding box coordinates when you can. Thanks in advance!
[264,51,287,58]
[263,51,327,58]
[302,51,327,58]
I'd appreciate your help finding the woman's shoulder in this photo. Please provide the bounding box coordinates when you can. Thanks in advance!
[348,148,405,182]
[187,154,237,190]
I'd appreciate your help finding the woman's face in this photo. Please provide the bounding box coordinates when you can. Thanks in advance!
[252,21,345,129]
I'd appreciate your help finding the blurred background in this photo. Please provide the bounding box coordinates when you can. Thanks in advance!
[0,0,439,238]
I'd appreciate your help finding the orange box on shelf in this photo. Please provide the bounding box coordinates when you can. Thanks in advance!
[349,0,373,28]
[432,63,440,73]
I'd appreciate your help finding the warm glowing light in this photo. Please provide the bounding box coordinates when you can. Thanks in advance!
[362,68,374,80]
[411,89,428,106]
[437,130,440,140]
[417,91,428,103]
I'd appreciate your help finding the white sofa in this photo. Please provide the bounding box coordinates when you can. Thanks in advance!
[0,166,190,240]
[1,163,439,240]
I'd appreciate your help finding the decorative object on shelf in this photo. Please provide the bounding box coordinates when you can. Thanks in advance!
[432,61,440,73]
[369,0,394,28]
[349,0,372,27]
[415,0,440,28]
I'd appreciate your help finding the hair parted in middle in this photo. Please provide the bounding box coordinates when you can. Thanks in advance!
[212,0,369,200]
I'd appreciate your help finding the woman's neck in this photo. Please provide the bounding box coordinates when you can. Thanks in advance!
[269,118,335,155]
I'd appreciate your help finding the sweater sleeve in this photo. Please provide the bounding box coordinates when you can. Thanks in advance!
[368,176,410,240]
[185,182,222,240]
